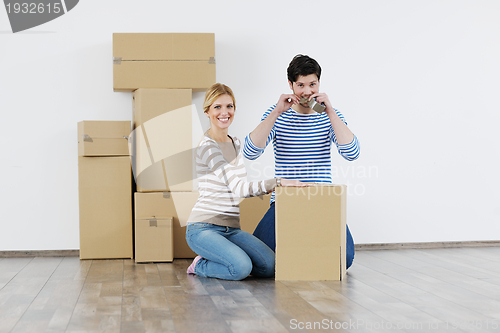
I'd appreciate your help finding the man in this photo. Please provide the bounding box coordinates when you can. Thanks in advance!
[243,54,360,269]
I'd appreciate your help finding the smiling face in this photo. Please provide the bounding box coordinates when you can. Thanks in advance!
[206,94,235,131]
[289,74,320,108]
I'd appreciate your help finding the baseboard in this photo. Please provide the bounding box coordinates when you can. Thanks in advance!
[355,240,500,251]
[1,241,499,258]
[0,250,79,258]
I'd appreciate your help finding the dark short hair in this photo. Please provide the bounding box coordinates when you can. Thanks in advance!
[287,54,322,83]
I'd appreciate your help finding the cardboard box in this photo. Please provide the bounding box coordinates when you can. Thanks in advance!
[134,192,199,258]
[78,156,133,259]
[132,89,194,192]
[133,192,273,259]
[113,33,216,91]
[239,194,272,234]
[275,185,347,281]
[135,216,174,263]
[78,121,131,156]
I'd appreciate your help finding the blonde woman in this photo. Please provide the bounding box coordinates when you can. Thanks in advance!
[186,83,308,280]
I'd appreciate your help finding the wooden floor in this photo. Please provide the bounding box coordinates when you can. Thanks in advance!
[1,247,500,333]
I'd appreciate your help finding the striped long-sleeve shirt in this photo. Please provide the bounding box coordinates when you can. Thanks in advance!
[243,105,360,202]
[187,133,277,228]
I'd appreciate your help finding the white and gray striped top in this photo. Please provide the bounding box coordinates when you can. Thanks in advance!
[187,133,276,228]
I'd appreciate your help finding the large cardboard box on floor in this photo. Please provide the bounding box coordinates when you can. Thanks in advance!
[131,89,194,192]
[78,121,131,156]
[135,216,174,263]
[78,156,133,259]
[275,185,347,281]
[113,33,216,91]
[134,192,198,258]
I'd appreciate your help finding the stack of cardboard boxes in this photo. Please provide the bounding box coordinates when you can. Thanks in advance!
[78,32,273,264]
[114,33,216,263]
[130,88,199,263]
[77,121,133,260]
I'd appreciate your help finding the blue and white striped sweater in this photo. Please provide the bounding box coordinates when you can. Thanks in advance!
[243,105,360,202]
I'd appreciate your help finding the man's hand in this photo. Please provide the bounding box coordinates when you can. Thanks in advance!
[311,92,355,145]
[274,94,300,115]
[309,93,334,114]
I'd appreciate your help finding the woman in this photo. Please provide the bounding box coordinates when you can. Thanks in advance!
[186,83,308,280]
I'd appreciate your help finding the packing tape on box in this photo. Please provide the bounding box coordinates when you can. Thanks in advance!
[208,57,216,64]
[113,57,122,65]
[149,218,157,227]
[163,192,171,199]
[82,134,129,142]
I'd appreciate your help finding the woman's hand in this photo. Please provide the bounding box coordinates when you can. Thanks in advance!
[280,178,311,187]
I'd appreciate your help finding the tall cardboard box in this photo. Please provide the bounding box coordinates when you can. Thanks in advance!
[78,121,131,156]
[275,185,347,281]
[78,156,133,259]
[113,33,216,91]
[135,216,174,263]
[131,89,194,192]
[134,192,199,258]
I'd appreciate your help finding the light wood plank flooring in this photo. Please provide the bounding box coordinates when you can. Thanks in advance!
[1,247,500,332]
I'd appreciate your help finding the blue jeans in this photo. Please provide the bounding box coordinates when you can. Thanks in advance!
[186,223,275,280]
[252,202,355,269]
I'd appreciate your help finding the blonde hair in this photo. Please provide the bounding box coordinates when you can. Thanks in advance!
[203,83,236,113]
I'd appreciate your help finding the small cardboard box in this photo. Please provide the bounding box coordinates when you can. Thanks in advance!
[113,33,216,91]
[131,89,194,192]
[275,185,347,281]
[135,216,174,263]
[78,156,133,259]
[134,192,199,258]
[134,192,273,259]
[78,121,131,156]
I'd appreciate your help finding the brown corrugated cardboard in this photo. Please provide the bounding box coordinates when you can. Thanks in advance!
[239,195,272,234]
[133,89,192,128]
[275,185,347,281]
[78,121,131,156]
[134,192,199,258]
[132,89,194,192]
[135,216,174,263]
[113,33,216,91]
[78,156,133,259]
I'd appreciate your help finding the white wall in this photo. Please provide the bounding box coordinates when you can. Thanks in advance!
[1,0,499,250]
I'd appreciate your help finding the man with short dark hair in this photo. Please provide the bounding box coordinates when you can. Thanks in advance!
[243,54,360,269]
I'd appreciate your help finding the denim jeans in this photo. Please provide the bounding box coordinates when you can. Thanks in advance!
[186,223,275,280]
[252,202,355,269]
